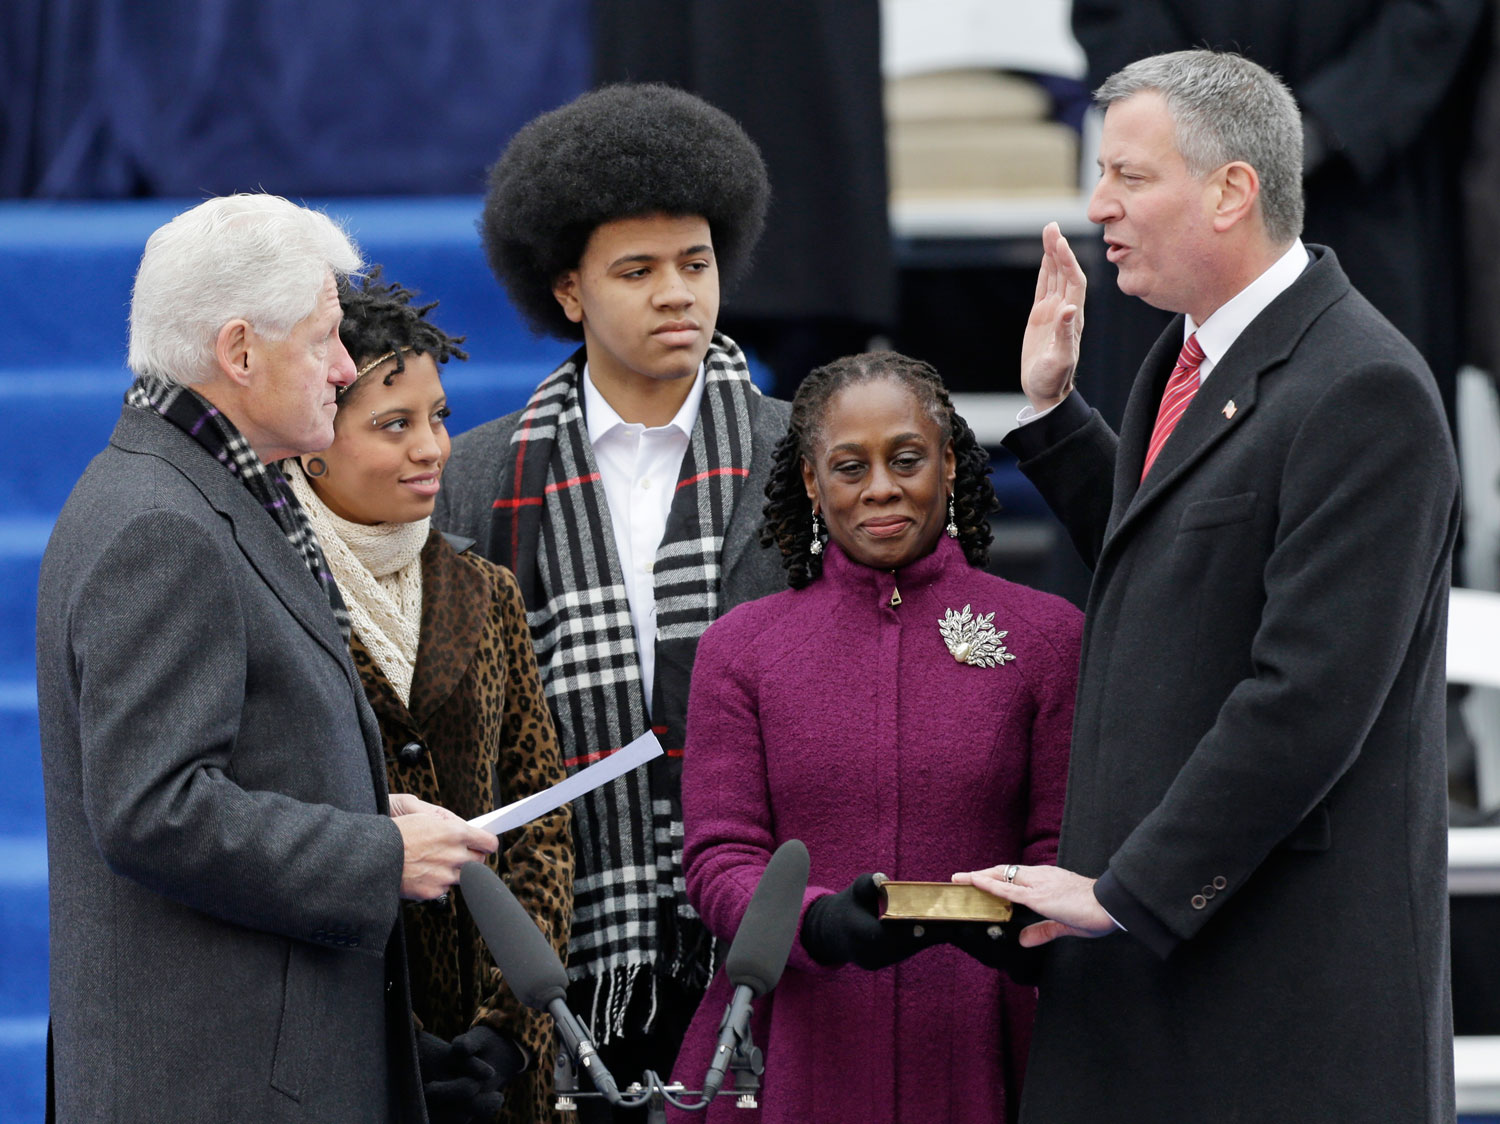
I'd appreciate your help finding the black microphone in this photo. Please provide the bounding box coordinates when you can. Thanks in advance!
[459,862,621,1105]
[701,839,811,1102]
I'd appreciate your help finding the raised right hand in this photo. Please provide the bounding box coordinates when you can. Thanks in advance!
[1019,222,1087,412]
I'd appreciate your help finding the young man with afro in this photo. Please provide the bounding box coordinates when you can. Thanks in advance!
[435,84,790,1118]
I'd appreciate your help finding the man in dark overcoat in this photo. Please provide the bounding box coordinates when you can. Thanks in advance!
[36,193,499,1123]
[959,51,1459,1122]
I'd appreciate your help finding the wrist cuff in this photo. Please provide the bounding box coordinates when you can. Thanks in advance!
[1095,869,1179,960]
[1002,392,1092,461]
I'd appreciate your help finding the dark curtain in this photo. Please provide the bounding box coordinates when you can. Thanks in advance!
[0,0,590,198]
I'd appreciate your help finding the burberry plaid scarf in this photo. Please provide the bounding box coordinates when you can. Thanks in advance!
[124,373,350,641]
[490,332,757,1039]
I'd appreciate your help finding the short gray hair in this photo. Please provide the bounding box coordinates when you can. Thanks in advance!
[128,194,362,386]
[1096,50,1304,245]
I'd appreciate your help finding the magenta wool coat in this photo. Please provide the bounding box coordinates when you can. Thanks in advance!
[668,537,1082,1124]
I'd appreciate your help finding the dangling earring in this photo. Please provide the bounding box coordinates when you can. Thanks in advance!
[946,496,959,539]
[809,509,824,555]
[304,457,328,479]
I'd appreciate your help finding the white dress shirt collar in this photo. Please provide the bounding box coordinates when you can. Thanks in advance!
[1186,239,1309,380]
[583,364,706,444]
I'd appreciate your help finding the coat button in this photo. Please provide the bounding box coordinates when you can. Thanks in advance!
[1212,876,1227,890]
[1201,885,1216,899]
[398,741,425,765]
[1191,894,1207,910]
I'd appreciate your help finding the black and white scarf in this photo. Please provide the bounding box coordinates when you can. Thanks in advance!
[490,332,756,1038]
[125,373,350,641]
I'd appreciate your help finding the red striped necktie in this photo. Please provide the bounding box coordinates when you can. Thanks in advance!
[1141,332,1205,481]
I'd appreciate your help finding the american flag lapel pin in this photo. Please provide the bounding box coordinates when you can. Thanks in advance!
[1222,399,1237,419]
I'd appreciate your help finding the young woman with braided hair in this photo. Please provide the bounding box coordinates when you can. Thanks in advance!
[670,352,1083,1123]
[283,271,574,1124]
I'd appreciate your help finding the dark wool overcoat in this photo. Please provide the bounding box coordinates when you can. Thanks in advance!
[1002,247,1459,1123]
[352,530,573,1124]
[36,407,425,1123]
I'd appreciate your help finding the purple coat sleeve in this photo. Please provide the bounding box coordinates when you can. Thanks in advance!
[682,611,841,978]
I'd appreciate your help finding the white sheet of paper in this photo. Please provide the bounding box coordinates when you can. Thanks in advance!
[467,729,664,834]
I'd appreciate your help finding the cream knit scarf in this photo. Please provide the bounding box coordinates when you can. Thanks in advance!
[283,460,428,706]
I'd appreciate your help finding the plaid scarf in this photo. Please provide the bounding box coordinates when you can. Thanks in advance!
[124,373,350,642]
[490,332,756,1039]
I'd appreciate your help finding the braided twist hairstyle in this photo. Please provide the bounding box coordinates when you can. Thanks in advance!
[761,351,997,589]
[336,268,468,403]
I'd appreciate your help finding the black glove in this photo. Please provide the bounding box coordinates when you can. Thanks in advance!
[940,903,1047,986]
[418,1026,529,1124]
[799,873,934,970]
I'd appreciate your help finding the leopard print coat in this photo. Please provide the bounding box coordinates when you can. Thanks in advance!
[351,530,573,1124]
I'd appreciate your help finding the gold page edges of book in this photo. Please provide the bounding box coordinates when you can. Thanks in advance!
[876,879,1013,923]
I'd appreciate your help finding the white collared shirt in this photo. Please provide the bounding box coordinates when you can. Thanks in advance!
[1185,238,1309,382]
[583,364,706,711]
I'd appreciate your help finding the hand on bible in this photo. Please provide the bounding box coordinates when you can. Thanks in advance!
[953,864,1116,946]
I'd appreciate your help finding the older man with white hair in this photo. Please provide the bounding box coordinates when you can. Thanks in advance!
[36,194,498,1123]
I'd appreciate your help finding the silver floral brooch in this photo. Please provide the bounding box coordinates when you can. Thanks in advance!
[938,604,1015,668]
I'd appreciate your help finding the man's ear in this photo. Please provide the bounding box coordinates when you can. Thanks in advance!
[1211,161,1260,234]
[552,271,584,325]
[215,319,253,387]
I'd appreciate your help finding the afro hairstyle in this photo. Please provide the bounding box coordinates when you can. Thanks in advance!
[480,82,770,341]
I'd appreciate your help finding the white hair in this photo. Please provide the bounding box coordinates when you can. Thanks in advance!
[1097,50,1305,245]
[127,194,362,386]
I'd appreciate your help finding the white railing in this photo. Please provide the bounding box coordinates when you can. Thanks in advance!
[1458,1036,1500,1113]
[1450,827,1500,895]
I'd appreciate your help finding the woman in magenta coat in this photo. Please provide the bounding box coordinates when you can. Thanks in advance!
[669,352,1083,1123]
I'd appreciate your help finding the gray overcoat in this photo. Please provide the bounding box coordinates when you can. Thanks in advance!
[1003,246,1459,1122]
[36,406,426,1122]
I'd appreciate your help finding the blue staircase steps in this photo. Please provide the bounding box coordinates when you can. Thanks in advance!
[0,838,47,1123]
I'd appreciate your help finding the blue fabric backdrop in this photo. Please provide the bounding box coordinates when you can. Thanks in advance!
[0,0,589,198]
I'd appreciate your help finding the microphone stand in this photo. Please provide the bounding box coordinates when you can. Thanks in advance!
[552,1024,766,1117]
